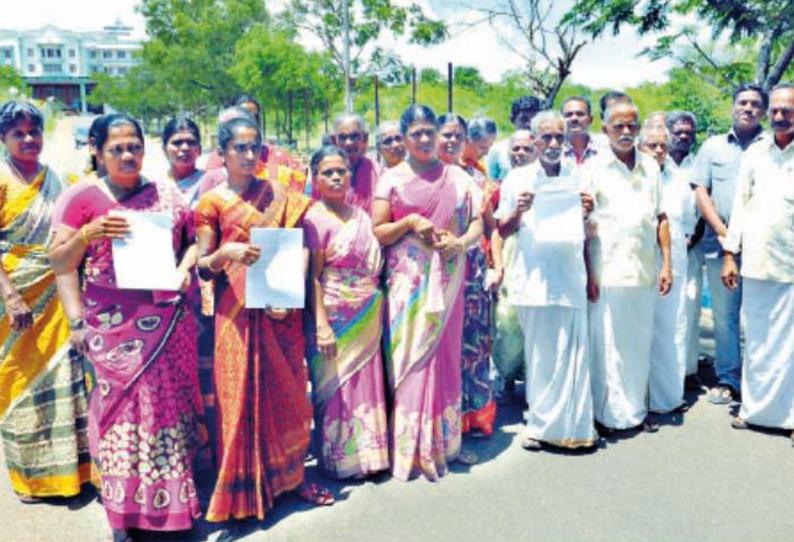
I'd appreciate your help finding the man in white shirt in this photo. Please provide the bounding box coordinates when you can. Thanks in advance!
[585,102,673,434]
[722,83,794,443]
[665,111,705,386]
[691,84,768,404]
[640,125,695,414]
[496,111,596,451]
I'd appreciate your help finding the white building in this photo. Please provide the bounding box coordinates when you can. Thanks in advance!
[0,22,142,112]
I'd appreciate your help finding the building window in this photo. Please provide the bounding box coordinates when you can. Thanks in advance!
[116,51,126,59]
[69,49,76,58]
[117,67,127,75]
[69,64,77,74]
[90,65,100,74]
[27,64,35,73]
[89,51,96,59]
[2,49,11,60]
[102,51,112,59]
[43,64,62,74]
[27,48,34,58]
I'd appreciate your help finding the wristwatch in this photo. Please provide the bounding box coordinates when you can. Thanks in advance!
[68,317,86,331]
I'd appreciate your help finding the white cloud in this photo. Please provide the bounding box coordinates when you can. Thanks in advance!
[3,0,146,38]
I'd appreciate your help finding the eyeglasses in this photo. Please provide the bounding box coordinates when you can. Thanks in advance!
[230,142,263,154]
[335,132,364,144]
[105,143,144,157]
[381,135,403,146]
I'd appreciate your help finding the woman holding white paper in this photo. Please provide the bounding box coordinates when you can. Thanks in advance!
[195,114,333,531]
[49,114,204,542]
[305,146,390,480]
[373,104,484,481]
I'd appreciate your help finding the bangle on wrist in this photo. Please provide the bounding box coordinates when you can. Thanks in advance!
[68,317,86,331]
[80,226,90,245]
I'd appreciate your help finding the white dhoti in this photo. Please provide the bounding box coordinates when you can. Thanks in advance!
[589,286,656,429]
[649,261,689,413]
[739,278,794,430]
[684,249,704,376]
[518,306,596,447]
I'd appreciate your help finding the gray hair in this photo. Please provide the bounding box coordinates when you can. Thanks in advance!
[218,106,254,125]
[467,117,497,142]
[333,113,367,134]
[638,125,671,147]
[374,120,400,148]
[509,129,533,144]
[603,102,640,125]
[529,110,564,136]
[665,110,699,132]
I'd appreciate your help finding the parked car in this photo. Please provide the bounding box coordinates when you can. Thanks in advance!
[73,126,90,148]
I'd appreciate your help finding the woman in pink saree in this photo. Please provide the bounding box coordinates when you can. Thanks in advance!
[50,115,203,542]
[373,105,483,481]
[306,146,389,479]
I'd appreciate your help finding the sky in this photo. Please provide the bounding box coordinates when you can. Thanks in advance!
[3,0,675,89]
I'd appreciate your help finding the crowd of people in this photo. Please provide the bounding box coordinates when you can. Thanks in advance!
[0,81,792,541]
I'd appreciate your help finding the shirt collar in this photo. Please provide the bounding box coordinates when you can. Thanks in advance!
[726,126,765,145]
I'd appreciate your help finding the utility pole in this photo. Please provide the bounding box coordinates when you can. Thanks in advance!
[343,0,353,113]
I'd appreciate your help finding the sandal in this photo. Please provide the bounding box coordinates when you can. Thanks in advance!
[296,482,335,506]
[642,416,660,433]
[731,416,748,430]
[16,493,42,504]
[457,448,479,465]
[520,435,542,451]
[708,385,737,405]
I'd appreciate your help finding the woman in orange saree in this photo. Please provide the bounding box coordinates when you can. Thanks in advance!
[196,115,331,534]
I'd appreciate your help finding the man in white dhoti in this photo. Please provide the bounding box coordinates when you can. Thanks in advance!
[496,111,597,451]
[664,111,706,387]
[640,126,695,414]
[584,102,673,435]
[722,83,794,444]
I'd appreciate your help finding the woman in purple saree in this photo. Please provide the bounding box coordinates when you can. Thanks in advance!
[372,105,483,481]
[50,114,203,542]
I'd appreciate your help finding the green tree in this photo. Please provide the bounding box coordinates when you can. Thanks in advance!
[230,24,340,143]
[454,66,487,94]
[564,0,794,90]
[138,0,269,109]
[0,66,27,96]
[419,67,443,85]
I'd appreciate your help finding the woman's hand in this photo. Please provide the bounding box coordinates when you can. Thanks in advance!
[176,267,192,293]
[221,242,261,266]
[4,292,32,331]
[434,230,465,259]
[265,307,290,320]
[83,215,130,242]
[485,266,504,293]
[316,324,337,359]
[580,192,594,218]
[409,214,436,245]
[69,327,89,355]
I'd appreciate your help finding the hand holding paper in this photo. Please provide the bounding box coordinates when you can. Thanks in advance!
[111,211,181,291]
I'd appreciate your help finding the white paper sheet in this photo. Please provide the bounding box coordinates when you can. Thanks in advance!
[511,185,587,309]
[245,228,305,309]
[111,211,180,291]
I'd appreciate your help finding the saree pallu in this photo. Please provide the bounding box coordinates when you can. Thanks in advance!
[461,241,496,436]
[385,236,466,481]
[307,209,389,479]
[0,165,90,497]
[197,179,312,522]
[84,286,203,530]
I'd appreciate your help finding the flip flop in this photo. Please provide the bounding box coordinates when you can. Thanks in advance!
[731,417,748,430]
[708,385,737,405]
[520,435,541,451]
[297,483,335,506]
[457,448,479,465]
[16,494,42,504]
